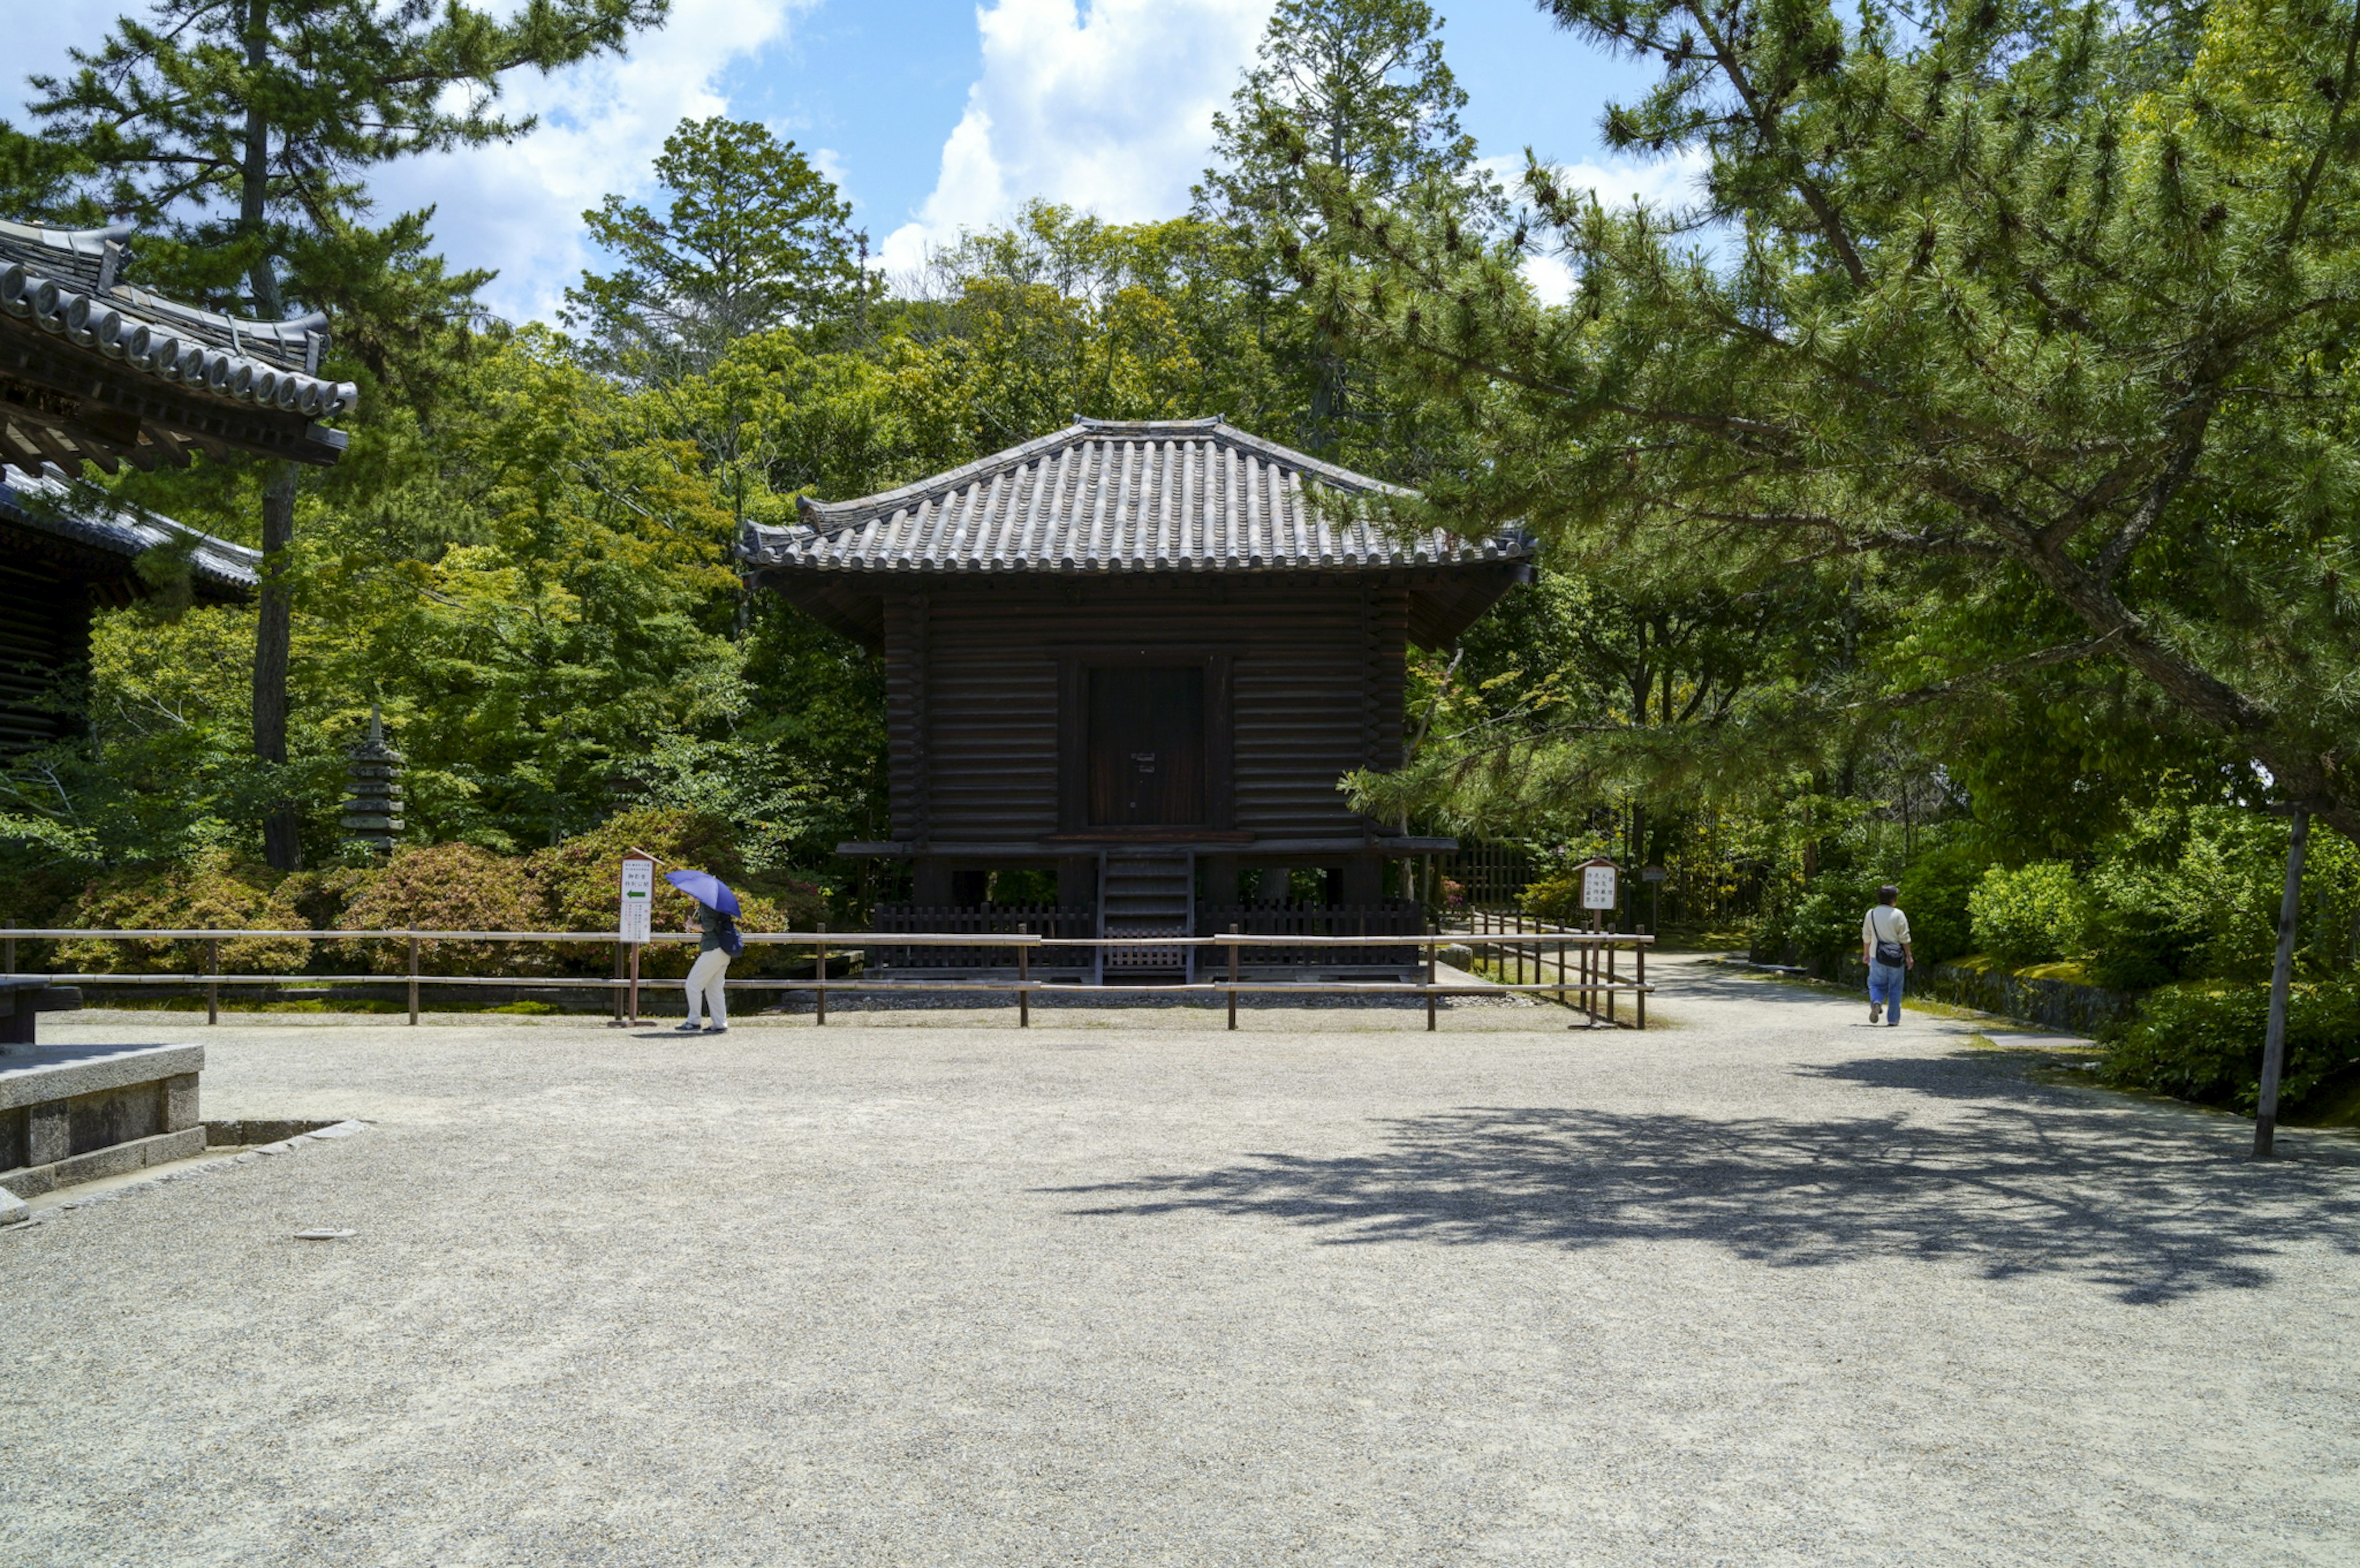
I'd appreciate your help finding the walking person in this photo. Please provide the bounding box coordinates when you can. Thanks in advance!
[664,868,744,1035]
[1862,884,1913,1026]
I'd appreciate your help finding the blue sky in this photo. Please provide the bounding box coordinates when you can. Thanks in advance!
[9,1,1688,324]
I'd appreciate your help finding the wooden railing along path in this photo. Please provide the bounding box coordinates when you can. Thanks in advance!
[0,924,1653,1032]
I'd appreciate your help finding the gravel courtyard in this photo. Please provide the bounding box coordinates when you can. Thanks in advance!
[4,959,2356,1566]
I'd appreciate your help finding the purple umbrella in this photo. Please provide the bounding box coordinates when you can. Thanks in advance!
[664,868,741,917]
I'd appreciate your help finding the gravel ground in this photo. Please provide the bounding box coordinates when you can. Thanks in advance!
[3,958,2356,1567]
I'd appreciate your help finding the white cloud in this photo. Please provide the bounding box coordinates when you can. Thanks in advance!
[371,0,819,326]
[879,0,1273,275]
[1497,147,1711,305]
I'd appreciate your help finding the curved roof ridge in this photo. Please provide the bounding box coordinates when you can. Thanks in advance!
[748,417,1526,578]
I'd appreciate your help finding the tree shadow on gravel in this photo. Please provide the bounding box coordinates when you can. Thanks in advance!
[1049,1096,2360,1304]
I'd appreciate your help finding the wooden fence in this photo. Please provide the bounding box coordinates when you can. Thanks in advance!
[1,925,1653,1033]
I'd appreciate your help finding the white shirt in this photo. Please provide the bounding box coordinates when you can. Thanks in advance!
[1863,906,1911,947]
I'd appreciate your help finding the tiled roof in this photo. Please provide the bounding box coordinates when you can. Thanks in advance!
[0,219,356,421]
[1,463,260,595]
[741,418,1527,574]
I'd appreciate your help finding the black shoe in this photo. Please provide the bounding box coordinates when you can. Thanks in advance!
[706,1024,728,1035]
[673,1021,703,1033]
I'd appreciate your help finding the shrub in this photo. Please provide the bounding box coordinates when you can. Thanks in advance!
[331,842,553,976]
[1891,839,1986,964]
[55,852,310,974]
[1968,861,2089,964]
[531,808,824,978]
[277,866,380,932]
[1782,872,1892,968]
[2103,980,2360,1113]
[1520,871,1584,924]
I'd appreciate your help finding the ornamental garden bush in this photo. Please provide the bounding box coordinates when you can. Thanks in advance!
[54,850,310,974]
[1968,862,2090,965]
[2102,980,2360,1115]
[331,842,554,976]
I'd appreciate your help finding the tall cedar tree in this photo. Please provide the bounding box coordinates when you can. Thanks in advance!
[1304,0,2360,845]
[1194,0,1498,453]
[564,116,872,380]
[27,0,666,868]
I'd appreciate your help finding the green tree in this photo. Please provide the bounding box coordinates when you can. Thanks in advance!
[1195,0,1498,458]
[565,116,872,379]
[26,0,666,868]
[1310,0,2360,847]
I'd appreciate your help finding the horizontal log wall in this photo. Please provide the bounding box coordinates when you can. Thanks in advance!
[0,554,91,751]
[883,580,1408,846]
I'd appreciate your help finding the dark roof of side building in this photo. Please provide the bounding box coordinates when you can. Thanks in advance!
[1,463,259,597]
[741,417,1527,576]
[0,219,356,472]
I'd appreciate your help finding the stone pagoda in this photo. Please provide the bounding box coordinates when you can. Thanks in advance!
[339,705,404,855]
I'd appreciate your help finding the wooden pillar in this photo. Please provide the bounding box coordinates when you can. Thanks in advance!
[1058,856,1097,911]
[913,858,954,907]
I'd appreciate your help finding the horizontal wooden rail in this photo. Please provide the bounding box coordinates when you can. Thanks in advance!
[1,923,1656,1033]
[0,971,1651,997]
[0,927,1652,949]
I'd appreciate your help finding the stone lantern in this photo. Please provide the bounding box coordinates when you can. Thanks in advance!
[339,705,404,855]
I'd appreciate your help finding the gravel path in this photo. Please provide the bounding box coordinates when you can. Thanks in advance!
[4,960,2356,1566]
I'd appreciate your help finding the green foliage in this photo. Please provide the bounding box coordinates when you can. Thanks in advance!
[1892,839,1986,966]
[55,853,308,974]
[1782,873,1893,968]
[26,0,663,313]
[566,116,871,377]
[330,842,551,976]
[1969,863,2091,966]
[1313,0,2360,853]
[2083,805,2360,987]
[530,808,820,978]
[2104,981,2360,1114]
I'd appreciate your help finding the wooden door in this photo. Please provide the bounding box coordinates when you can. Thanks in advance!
[1087,667,1205,825]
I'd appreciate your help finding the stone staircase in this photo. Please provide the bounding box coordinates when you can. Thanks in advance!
[1098,853,1194,981]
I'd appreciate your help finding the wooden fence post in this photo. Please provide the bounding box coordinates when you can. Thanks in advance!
[1227,923,1240,1032]
[1636,942,1647,1031]
[1425,920,1438,1033]
[815,920,828,1027]
[407,933,420,1025]
[206,935,219,1026]
[1607,940,1618,1025]
[1017,923,1030,1029]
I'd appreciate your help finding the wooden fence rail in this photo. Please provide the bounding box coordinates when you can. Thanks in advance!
[1,926,1654,1033]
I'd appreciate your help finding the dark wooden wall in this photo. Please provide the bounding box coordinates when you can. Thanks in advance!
[880,578,1409,847]
[0,552,95,750]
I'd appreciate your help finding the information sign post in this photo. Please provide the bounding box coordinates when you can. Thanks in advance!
[619,852,655,1024]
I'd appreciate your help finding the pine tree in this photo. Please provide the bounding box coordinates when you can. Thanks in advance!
[1194,0,1499,458]
[1312,0,2360,845]
[26,0,666,868]
[564,117,872,380]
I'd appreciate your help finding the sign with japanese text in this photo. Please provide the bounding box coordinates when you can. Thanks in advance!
[619,853,655,944]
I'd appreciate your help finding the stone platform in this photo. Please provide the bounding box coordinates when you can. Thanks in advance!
[0,1041,205,1205]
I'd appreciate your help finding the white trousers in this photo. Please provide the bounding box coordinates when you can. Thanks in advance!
[684,948,731,1027]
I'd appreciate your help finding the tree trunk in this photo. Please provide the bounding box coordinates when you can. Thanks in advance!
[255,462,300,870]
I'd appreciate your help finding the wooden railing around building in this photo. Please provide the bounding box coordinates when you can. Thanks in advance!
[0,925,1653,1033]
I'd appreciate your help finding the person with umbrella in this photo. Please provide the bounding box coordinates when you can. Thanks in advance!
[667,869,742,1034]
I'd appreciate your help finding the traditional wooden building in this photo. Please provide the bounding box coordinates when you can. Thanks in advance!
[0,464,260,748]
[2,218,355,472]
[742,417,1530,977]
[1,216,352,748]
